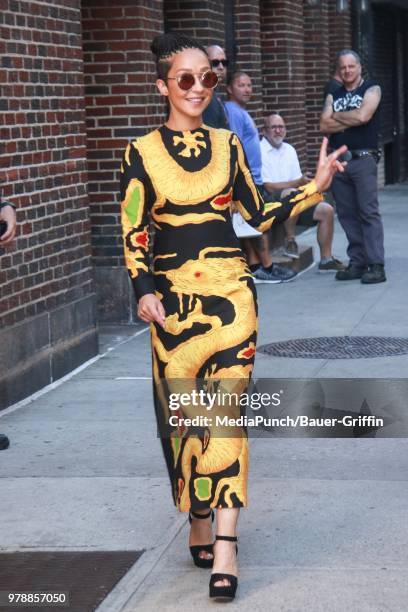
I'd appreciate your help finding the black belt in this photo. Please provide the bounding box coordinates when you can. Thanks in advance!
[349,149,379,159]
[334,149,380,163]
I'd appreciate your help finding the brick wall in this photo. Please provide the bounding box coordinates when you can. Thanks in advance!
[233,0,263,128]
[259,0,352,171]
[164,0,225,45]
[260,0,307,168]
[0,0,92,328]
[81,0,164,322]
[304,0,330,171]
[328,1,352,67]
[0,0,97,408]
[4,0,382,408]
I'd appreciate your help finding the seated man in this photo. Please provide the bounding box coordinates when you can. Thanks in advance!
[261,112,344,273]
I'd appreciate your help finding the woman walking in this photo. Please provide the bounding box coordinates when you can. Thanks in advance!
[120,32,345,601]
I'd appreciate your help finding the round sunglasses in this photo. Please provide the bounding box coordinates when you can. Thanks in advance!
[166,70,219,91]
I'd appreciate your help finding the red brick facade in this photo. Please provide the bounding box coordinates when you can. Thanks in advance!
[260,0,307,167]
[2,0,353,331]
[328,1,352,67]
[304,2,330,168]
[164,0,225,43]
[81,1,164,264]
[3,0,406,408]
[1,0,92,329]
[234,0,263,125]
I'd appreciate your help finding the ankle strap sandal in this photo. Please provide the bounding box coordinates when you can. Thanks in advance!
[188,509,214,569]
[209,535,238,601]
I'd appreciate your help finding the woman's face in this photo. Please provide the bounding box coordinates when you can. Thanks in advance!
[157,48,213,121]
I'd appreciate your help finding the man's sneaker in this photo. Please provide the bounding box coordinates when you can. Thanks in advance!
[318,257,345,273]
[361,264,386,284]
[284,238,299,259]
[0,434,10,450]
[253,264,297,284]
[335,264,367,281]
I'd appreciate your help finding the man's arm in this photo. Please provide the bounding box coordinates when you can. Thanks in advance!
[319,94,345,134]
[263,178,303,193]
[333,85,381,127]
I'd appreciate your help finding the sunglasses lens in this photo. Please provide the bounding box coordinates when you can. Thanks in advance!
[202,71,218,89]
[172,71,218,90]
[211,59,229,68]
[178,73,195,90]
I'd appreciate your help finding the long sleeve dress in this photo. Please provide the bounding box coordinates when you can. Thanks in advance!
[120,125,322,512]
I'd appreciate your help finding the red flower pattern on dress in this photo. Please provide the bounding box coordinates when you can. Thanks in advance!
[135,231,148,247]
[211,189,232,209]
[237,343,256,360]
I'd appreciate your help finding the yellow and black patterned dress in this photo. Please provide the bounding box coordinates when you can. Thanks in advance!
[120,125,321,512]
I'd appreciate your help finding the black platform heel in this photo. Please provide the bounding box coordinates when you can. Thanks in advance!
[209,535,238,601]
[188,509,214,568]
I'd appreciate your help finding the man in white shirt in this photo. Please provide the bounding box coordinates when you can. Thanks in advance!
[261,112,344,272]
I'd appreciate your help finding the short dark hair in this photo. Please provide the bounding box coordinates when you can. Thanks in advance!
[150,32,208,80]
[336,49,361,67]
[227,70,249,87]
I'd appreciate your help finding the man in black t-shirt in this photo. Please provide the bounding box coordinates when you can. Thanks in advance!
[320,49,385,284]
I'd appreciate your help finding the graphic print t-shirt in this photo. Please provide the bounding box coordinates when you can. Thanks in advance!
[329,79,381,150]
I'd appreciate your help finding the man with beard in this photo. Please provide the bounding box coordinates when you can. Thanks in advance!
[261,112,344,272]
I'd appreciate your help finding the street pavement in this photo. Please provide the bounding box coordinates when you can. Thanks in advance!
[1,184,407,611]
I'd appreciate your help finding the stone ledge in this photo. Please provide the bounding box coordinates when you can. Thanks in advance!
[93,267,136,325]
[0,294,98,410]
[271,244,314,273]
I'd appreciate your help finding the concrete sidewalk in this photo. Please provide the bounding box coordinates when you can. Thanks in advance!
[1,184,407,611]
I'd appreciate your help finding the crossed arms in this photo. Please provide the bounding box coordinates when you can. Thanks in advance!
[320,85,382,134]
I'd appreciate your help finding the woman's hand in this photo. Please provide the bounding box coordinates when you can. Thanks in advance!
[138,293,166,328]
[0,205,17,245]
[314,137,348,193]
